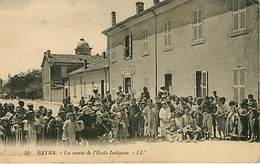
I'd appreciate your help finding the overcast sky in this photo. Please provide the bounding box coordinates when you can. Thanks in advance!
[0,0,154,80]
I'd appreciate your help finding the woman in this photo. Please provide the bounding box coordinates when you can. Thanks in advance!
[159,101,171,139]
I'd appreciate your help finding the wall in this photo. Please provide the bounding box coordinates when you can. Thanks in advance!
[42,60,51,101]
[68,69,109,104]
[156,0,259,101]
[107,0,259,102]
[109,16,156,99]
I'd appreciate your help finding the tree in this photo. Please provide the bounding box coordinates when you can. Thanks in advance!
[4,69,42,100]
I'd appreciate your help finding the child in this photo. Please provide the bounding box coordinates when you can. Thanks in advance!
[111,114,119,143]
[118,106,129,142]
[62,113,77,146]
[166,115,183,142]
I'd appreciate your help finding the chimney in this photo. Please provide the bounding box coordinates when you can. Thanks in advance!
[111,11,116,26]
[136,2,144,14]
[44,50,51,56]
[153,0,160,5]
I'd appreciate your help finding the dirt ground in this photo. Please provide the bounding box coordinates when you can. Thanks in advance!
[0,140,259,163]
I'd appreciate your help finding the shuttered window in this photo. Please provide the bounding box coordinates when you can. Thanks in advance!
[233,0,246,31]
[111,41,116,61]
[193,8,203,40]
[164,20,172,47]
[194,71,208,97]
[233,67,246,102]
[61,66,67,78]
[143,29,149,53]
[123,34,133,59]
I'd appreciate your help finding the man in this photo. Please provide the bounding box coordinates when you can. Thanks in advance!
[110,99,121,115]
[141,87,150,102]
[248,94,257,108]
[79,97,86,108]
[213,91,219,105]
[90,88,101,105]
[128,98,141,139]
[202,97,216,140]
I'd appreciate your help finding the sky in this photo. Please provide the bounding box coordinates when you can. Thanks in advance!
[0,0,154,80]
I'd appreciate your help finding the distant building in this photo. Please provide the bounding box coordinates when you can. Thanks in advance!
[103,0,260,103]
[68,53,109,103]
[41,38,93,102]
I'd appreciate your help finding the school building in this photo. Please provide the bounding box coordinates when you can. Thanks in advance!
[102,0,260,103]
[41,38,93,102]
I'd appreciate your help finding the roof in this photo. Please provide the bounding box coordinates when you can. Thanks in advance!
[41,54,97,67]
[102,0,174,35]
[68,57,109,76]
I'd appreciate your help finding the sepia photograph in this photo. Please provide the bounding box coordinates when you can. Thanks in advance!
[0,0,260,163]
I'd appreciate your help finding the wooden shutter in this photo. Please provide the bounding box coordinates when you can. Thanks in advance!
[123,36,126,59]
[233,69,238,85]
[193,71,196,97]
[129,34,133,59]
[240,10,246,29]
[202,71,208,97]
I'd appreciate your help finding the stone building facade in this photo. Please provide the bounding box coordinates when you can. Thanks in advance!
[103,0,260,103]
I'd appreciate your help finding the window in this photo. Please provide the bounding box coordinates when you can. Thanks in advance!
[111,41,116,62]
[194,71,208,97]
[193,8,202,41]
[233,67,246,102]
[73,80,76,97]
[124,77,132,93]
[165,74,172,93]
[143,29,149,53]
[233,0,246,31]
[61,66,67,78]
[164,20,172,47]
[123,34,133,59]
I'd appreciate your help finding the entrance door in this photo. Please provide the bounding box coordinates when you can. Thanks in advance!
[124,77,132,93]
[165,74,172,93]
[194,71,208,97]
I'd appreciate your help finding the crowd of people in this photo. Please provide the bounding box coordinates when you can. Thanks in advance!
[0,86,259,146]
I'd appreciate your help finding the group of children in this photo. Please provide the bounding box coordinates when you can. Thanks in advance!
[0,87,259,146]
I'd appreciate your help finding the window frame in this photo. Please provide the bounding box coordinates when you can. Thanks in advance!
[233,67,246,102]
[194,71,208,98]
[164,20,172,48]
[143,29,149,54]
[123,77,132,94]
[123,34,133,60]
[61,66,67,78]
[232,0,247,32]
[192,8,203,41]
[111,40,116,62]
